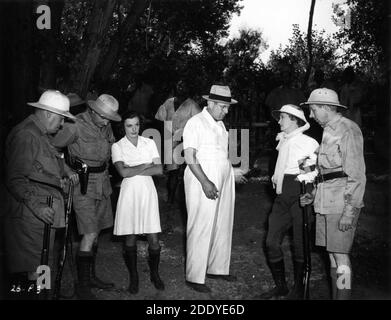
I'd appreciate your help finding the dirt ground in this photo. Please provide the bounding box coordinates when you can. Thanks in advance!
[56,170,391,301]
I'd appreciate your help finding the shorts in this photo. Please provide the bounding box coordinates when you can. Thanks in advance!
[315,212,360,253]
[73,194,113,235]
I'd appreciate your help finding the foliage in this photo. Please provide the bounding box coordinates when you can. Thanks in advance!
[332,0,388,82]
[268,24,340,88]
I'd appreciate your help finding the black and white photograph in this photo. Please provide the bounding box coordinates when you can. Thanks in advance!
[0,0,389,308]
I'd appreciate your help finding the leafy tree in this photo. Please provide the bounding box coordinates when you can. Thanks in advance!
[332,0,388,82]
[268,24,339,89]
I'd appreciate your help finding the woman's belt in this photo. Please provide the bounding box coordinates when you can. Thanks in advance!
[316,171,348,183]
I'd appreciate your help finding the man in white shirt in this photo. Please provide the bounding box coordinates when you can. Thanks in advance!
[182,85,246,293]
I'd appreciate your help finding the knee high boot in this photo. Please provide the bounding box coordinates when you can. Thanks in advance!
[258,260,289,299]
[76,251,96,300]
[123,245,139,294]
[330,267,337,300]
[148,247,165,290]
[287,261,305,300]
[90,244,114,289]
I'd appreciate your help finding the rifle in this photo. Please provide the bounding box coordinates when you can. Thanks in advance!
[39,195,53,299]
[53,180,74,300]
[297,156,317,300]
[300,181,311,300]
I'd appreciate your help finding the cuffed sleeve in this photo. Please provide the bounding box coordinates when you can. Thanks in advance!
[341,127,366,214]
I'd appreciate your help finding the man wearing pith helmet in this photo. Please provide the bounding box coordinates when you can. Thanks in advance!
[52,93,121,299]
[300,88,366,300]
[4,90,76,298]
[182,84,247,293]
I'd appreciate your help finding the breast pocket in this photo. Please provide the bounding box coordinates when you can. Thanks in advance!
[319,144,342,168]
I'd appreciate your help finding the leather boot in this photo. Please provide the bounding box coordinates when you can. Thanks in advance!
[76,252,96,300]
[148,247,165,290]
[90,244,114,289]
[258,260,289,299]
[123,245,139,294]
[330,267,337,299]
[287,261,305,300]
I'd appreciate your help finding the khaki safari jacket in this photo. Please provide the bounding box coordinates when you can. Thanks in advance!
[5,114,65,228]
[51,111,115,200]
[314,115,366,217]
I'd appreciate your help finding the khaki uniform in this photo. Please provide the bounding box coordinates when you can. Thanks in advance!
[4,114,65,273]
[314,115,366,252]
[52,111,115,234]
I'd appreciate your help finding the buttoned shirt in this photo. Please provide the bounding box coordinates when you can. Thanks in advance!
[52,111,115,199]
[112,136,160,167]
[314,114,366,216]
[183,107,229,162]
[155,97,201,135]
[5,114,65,227]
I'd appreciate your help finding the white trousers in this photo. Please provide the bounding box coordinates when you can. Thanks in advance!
[184,159,235,284]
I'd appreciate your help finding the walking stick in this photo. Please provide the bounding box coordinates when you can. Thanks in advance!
[53,180,74,300]
[39,195,53,299]
[300,181,311,300]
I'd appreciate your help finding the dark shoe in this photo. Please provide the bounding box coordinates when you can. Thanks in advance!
[123,245,139,294]
[258,260,289,300]
[91,245,114,289]
[185,281,211,293]
[206,274,237,282]
[287,261,305,300]
[76,252,97,300]
[148,247,165,290]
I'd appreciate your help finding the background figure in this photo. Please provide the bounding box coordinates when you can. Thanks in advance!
[183,85,247,293]
[300,88,366,300]
[112,111,164,295]
[259,104,318,300]
[155,80,201,232]
[4,90,75,299]
[52,94,121,300]
[339,66,366,128]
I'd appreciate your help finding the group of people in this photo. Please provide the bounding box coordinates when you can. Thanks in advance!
[2,78,366,300]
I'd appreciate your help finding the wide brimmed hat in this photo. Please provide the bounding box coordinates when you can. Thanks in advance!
[300,88,347,109]
[202,85,238,104]
[67,93,85,107]
[87,94,121,122]
[27,90,76,119]
[272,104,308,123]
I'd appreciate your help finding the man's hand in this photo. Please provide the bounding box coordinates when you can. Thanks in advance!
[338,215,354,232]
[35,206,54,224]
[201,180,219,200]
[300,192,314,207]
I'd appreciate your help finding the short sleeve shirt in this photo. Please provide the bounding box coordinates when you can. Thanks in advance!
[112,136,160,167]
[183,107,228,161]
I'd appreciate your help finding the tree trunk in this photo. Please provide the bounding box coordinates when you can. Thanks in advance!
[37,0,65,90]
[95,0,149,84]
[71,0,117,97]
[302,0,316,91]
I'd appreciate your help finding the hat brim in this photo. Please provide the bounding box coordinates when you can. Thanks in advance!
[300,101,347,109]
[202,95,238,105]
[271,109,308,123]
[27,102,76,120]
[87,100,122,122]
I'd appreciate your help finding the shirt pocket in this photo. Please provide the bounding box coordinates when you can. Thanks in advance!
[319,144,342,168]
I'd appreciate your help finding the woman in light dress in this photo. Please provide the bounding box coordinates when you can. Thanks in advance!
[111,111,164,294]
